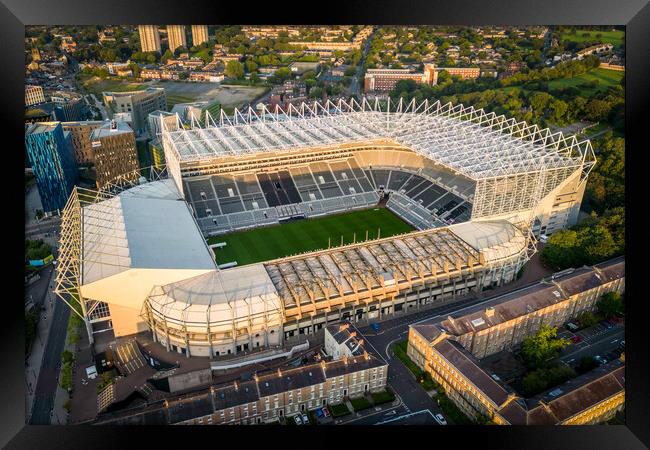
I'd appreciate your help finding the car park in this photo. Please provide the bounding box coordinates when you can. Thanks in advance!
[294,415,303,425]
[434,413,447,425]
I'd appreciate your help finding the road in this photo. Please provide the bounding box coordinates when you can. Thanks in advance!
[349,28,376,97]
[25,218,61,239]
[354,278,559,424]
[29,295,70,424]
[561,325,624,365]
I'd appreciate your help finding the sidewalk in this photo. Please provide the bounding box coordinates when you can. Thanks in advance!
[25,270,57,422]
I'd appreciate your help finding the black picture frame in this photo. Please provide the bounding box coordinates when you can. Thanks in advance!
[4,0,647,448]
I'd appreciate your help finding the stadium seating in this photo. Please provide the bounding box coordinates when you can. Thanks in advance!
[185,151,473,236]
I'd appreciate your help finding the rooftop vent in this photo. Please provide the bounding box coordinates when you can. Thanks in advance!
[552,290,561,298]
[471,318,486,327]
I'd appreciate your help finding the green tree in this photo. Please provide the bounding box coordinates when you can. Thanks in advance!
[161,49,174,64]
[597,291,623,318]
[225,60,244,79]
[577,311,598,328]
[309,87,324,99]
[520,325,570,369]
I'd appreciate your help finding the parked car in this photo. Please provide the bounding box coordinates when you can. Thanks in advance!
[566,322,579,331]
[571,335,582,343]
[301,413,309,425]
[434,413,448,425]
[601,321,614,330]
[294,415,303,425]
[619,340,625,350]
[315,408,324,418]
[322,407,330,417]
[595,355,608,365]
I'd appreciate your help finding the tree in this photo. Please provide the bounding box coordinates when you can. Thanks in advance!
[161,49,174,64]
[540,229,581,270]
[577,311,598,328]
[225,60,244,79]
[597,291,624,318]
[520,325,570,369]
[309,87,324,99]
[576,356,599,374]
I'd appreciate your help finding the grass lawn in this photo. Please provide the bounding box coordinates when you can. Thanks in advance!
[329,403,351,418]
[350,396,372,412]
[561,29,624,48]
[208,207,414,266]
[393,341,438,390]
[79,76,148,96]
[166,94,197,109]
[548,68,624,97]
[371,389,396,405]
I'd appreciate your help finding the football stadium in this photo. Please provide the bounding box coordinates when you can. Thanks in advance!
[55,97,596,358]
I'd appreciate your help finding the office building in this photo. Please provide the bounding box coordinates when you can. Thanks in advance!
[191,25,209,47]
[102,87,167,136]
[138,25,161,53]
[167,25,187,53]
[90,121,140,188]
[61,121,104,164]
[25,122,78,213]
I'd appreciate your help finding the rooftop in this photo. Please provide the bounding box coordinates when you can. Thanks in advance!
[162,98,594,180]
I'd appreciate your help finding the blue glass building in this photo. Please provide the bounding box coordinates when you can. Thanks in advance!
[25,122,78,213]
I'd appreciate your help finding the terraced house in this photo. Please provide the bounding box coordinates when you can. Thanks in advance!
[407,257,625,424]
[95,323,388,425]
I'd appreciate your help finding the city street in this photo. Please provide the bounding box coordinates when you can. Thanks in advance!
[29,287,70,425]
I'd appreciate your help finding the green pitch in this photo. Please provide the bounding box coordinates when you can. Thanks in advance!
[208,207,415,266]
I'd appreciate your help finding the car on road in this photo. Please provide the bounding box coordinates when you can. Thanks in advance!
[571,335,582,344]
[371,323,380,333]
[600,320,614,330]
[434,413,447,425]
[294,415,303,425]
[301,413,309,424]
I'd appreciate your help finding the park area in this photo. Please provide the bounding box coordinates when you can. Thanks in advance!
[547,67,624,97]
[560,29,624,49]
[208,207,414,266]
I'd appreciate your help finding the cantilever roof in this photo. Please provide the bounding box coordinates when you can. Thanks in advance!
[162,97,594,180]
[80,179,216,285]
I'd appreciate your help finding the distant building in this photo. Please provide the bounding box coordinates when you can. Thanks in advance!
[106,61,132,75]
[102,87,167,136]
[188,71,224,83]
[191,25,209,47]
[31,47,41,62]
[364,64,481,93]
[90,121,140,188]
[289,41,361,52]
[147,110,179,139]
[169,101,209,124]
[25,85,46,106]
[53,98,87,122]
[140,68,180,81]
[167,25,187,53]
[138,25,161,53]
[61,121,104,165]
[576,43,614,60]
[25,122,78,213]
[288,61,320,75]
[60,36,77,52]
[148,138,166,169]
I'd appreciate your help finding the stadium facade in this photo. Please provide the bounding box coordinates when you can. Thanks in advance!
[55,98,595,359]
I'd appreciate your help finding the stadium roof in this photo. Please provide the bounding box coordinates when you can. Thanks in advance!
[161,97,595,180]
[80,179,215,285]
